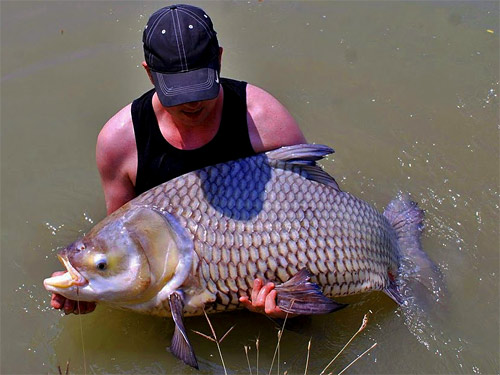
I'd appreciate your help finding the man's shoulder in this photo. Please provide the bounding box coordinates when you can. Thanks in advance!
[245,84,289,118]
[245,83,271,104]
[244,84,306,152]
[97,104,135,160]
[100,104,133,138]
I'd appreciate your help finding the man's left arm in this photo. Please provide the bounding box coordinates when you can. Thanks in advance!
[246,83,306,153]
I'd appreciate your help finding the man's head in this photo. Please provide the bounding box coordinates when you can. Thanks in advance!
[142,4,221,107]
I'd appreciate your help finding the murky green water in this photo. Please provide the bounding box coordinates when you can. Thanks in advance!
[1,1,498,374]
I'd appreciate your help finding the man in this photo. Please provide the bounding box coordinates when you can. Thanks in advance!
[51,4,305,319]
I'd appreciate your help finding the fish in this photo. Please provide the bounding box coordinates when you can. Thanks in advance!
[44,143,443,369]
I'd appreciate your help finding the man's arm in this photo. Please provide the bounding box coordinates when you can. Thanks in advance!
[96,104,138,215]
[246,84,306,153]
[241,84,306,318]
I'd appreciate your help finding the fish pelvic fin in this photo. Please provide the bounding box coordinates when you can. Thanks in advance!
[265,144,341,192]
[383,193,446,308]
[274,268,347,315]
[168,291,199,369]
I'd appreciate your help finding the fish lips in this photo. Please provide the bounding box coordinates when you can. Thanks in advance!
[43,252,88,291]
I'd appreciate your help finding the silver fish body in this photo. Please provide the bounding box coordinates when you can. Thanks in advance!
[45,144,440,369]
[132,145,400,316]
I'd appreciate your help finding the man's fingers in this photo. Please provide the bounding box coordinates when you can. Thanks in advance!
[239,296,261,313]
[264,290,279,315]
[51,293,65,309]
[241,280,286,318]
[50,292,97,315]
[72,301,95,314]
[86,302,96,313]
[242,280,294,319]
[63,298,75,314]
[74,301,85,315]
[50,272,69,310]
[239,296,250,304]
[239,296,253,310]
[251,279,262,302]
[256,282,275,306]
[50,290,96,315]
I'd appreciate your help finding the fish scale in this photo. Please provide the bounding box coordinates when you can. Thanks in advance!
[134,150,400,313]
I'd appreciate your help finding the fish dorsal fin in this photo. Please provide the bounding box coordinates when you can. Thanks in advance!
[265,143,334,162]
[265,144,341,192]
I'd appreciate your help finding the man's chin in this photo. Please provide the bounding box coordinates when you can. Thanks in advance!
[181,109,204,121]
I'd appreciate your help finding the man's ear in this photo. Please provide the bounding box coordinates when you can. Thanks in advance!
[142,61,154,85]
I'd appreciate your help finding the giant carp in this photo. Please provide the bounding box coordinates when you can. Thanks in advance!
[44,144,442,369]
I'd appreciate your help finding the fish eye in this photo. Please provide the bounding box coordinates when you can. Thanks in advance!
[94,255,108,271]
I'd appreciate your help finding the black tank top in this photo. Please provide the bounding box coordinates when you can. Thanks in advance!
[131,78,256,195]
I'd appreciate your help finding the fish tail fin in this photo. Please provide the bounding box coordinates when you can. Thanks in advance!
[383,193,446,309]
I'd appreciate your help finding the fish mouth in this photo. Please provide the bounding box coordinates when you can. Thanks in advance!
[43,254,88,289]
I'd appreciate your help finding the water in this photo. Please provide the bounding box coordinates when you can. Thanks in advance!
[1,1,498,374]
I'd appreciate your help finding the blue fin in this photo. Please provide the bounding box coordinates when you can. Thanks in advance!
[168,291,199,369]
[384,279,404,305]
[274,268,347,315]
[265,143,334,163]
[265,144,341,191]
[383,193,446,308]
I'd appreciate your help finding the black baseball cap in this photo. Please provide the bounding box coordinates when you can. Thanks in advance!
[143,4,221,107]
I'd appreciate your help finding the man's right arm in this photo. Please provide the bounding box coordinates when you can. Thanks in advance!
[96,104,138,215]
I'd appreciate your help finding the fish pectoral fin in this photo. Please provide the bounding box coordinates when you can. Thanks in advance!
[274,268,347,315]
[168,291,199,369]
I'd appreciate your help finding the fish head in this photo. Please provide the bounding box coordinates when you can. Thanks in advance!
[43,213,152,302]
[44,205,192,304]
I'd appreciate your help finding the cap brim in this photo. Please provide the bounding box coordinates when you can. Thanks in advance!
[151,67,220,107]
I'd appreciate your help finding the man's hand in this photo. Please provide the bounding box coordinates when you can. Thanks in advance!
[239,279,295,319]
[49,271,96,315]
